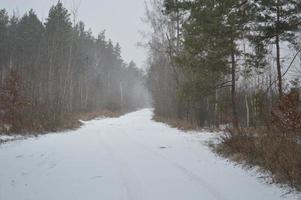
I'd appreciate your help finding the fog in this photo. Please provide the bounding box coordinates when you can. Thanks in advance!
[0,0,301,198]
[1,0,148,69]
[0,1,151,134]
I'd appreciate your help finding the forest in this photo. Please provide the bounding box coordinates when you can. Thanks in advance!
[145,0,301,190]
[0,2,149,133]
[0,0,301,197]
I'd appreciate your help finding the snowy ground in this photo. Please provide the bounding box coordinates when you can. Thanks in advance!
[0,135,25,143]
[0,109,300,200]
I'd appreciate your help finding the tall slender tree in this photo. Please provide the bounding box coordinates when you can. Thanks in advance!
[164,0,252,127]
[252,0,301,97]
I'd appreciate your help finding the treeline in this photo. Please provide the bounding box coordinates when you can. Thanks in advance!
[145,0,301,189]
[0,2,149,133]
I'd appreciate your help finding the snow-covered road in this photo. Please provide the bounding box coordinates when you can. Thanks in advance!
[0,109,300,200]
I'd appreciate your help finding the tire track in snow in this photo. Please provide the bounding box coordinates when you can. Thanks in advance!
[97,129,150,200]
[121,130,228,200]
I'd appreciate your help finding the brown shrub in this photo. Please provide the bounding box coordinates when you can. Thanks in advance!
[218,93,301,191]
[219,128,301,190]
[78,109,121,121]
[272,91,301,135]
[0,70,27,133]
[153,115,200,131]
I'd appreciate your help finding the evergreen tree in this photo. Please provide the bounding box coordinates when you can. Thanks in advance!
[251,0,301,97]
[0,2,150,133]
[44,1,73,115]
[0,9,9,81]
[164,0,252,127]
[7,14,19,69]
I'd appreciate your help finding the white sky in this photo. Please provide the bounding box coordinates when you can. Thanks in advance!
[1,0,149,68]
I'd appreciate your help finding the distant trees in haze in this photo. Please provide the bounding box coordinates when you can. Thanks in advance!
[0,2,149,133]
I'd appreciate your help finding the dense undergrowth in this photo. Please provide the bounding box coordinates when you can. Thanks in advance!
[216,93,301,191]
[155,92,301,191]
[215,129,301,191]
[0,109,121,137]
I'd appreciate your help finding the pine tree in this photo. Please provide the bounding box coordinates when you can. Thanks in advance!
[251,0,301,97]
[0,9,9,83]
[220,0,253,128]
[7,15,19,70]
[164,0,252,127]
[44,1,73,116]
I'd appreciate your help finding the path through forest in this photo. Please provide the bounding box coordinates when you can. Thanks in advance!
[0,109,299,200]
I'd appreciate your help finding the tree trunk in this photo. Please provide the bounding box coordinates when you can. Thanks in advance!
[231,51,239,128]
[120,80,123,109]
[175,0,180,51]
[245,94,250,127]
[276,1,283,97]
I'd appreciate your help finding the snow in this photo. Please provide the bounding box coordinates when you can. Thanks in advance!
[0,135,15,141]
[0,135,25,143]
[0,109,300,200]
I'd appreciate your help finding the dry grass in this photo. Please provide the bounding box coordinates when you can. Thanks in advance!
[215,93,301,191]
[215,127,301,191]
[77,109,121,121]
[153,116,222,133]
[44,109,121,132]
[1,109,121,136]
[153,115,201,131]
[0,109,122,144]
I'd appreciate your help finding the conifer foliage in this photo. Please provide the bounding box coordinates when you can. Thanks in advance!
[145,0,301,189]
[0,2,148,133]
[146,0,301,128]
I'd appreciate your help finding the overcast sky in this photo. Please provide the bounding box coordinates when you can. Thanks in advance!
[1,0,149,68]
